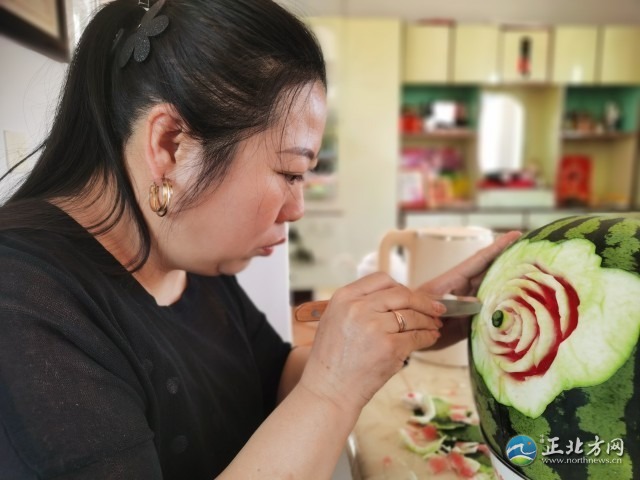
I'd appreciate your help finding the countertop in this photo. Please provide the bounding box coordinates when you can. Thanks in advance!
[291,317,494,480]
[347,353,486,479]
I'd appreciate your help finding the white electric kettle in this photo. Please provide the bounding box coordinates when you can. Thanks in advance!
[378,226,494,366]
[378,226,494,288]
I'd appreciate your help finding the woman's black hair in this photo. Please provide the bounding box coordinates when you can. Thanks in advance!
[0,0,326,270]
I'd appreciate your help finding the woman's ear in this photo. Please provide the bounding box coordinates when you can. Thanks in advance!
[143,103,184,183]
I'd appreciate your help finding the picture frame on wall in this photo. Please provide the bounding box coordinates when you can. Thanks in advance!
[0,0,69,62]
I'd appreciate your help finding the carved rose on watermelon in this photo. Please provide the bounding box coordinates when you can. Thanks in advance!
[479,262,579,381]
[472,237,640,418]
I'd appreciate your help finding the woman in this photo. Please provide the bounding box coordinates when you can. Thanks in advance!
[0,0,519,478]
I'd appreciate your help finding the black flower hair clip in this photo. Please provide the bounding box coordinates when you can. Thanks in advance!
[118,0,169,68]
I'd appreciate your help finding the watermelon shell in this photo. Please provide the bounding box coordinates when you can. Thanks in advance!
[470,215,640,479]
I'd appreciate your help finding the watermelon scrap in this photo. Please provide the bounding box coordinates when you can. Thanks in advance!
[427,454,449,474]
[427,450,494,479]
[399,426,445,456]
[399,391,497,479]
[454,442,481,455]
[421,424,440,441]
[402,391,437,424]
[449,451,481,477]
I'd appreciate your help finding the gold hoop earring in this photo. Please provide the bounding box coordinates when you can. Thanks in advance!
[149,178,173,217]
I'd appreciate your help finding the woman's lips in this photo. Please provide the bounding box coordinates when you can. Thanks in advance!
[258,238,286,256]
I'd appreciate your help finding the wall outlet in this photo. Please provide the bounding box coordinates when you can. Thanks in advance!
[4,130,29,171]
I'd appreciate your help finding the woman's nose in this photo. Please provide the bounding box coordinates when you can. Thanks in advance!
[277,186,305,223]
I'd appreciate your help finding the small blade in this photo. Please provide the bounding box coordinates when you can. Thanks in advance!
[294,295,482,322]
[438,296,482,317]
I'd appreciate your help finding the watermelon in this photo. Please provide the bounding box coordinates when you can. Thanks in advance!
[470,214,640,479]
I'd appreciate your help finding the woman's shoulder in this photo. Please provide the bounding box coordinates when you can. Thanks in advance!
[0,204,142,366]
[0,200,80,251]
[0,224,96,308]
[0,213,73,274]
[0,200,124,277]
[0,204,127,322]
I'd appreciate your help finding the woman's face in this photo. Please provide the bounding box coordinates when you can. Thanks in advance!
[161,82,327,276]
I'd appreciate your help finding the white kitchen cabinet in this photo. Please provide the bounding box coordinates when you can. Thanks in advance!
[453,25,500,84]
[552,26,599,84]
[403,23,450,83]
[404,213,467,229]
[467,212,524,230]
[404,210,527,232]
[599,26,640,84]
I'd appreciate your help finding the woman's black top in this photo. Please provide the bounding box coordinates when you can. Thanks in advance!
[0,203,291,479]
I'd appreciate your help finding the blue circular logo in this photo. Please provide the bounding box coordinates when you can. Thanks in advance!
[506,435,537,466]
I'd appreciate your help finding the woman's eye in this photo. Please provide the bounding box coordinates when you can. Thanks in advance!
[282,173,305,185]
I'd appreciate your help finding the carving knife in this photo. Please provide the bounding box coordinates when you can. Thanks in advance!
[294,294,482,322]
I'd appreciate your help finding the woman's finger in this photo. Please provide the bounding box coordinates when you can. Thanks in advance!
[383,309,443,334]
[366,284,446,317]
[398,328,442,352]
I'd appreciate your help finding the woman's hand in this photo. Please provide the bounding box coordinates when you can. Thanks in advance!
[416,230,522,349]
[298,272,445,415]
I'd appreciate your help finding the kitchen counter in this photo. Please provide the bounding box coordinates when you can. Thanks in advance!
[291,317,494,480]
[347,352,488,480]
[400,206,634,233]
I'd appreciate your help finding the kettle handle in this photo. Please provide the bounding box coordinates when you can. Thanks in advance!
[378,229,416,281]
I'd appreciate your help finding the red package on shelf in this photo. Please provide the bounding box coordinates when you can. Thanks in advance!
[555,155,592,207]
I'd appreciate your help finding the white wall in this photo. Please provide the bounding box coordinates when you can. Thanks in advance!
[237,236,293,342]
[0,35,66,200]
[0,0,101,200]
[280,0,640,24]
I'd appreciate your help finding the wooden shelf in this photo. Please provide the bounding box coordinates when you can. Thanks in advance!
[400,205,633,214]
[562,130,637,141]
[402,129,476,140]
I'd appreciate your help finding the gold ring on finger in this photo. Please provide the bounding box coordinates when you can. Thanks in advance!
[392,310,406,333]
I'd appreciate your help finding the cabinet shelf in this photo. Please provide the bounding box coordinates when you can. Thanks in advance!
[562,130,637,141]
[402,129,476,141]
[400,206,635,233]
[400,205,632,214]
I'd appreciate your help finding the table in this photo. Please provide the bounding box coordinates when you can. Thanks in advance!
[290,316,495,480]
[347,353,483,480]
